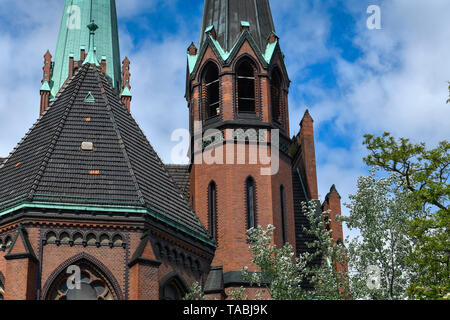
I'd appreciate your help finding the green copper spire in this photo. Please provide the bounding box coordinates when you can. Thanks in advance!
[83,21,100,66]
[51,0,121,97]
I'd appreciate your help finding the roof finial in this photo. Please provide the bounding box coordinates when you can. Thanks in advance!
[83,20,100,66]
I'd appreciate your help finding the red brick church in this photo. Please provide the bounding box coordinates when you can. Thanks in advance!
[0,0,343,300]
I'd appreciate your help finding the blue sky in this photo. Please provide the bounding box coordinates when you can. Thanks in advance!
[0,0,449,238]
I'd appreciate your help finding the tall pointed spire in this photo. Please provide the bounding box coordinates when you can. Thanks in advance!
[50,0,121,97]
[199,0,275,51]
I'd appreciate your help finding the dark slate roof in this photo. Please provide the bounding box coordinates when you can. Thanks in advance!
[204,266,224,294]
[292,168,314,255]
[292,168,322,267]
[165,165,190,200]
[199,0,275,51]
[0,63,211,242]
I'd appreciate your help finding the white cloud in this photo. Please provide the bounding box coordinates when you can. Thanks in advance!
[269,0,450,239]
[0,0,62,158]
[123,34,191,164]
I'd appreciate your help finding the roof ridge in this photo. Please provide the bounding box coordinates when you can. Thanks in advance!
[28,66,88,201]
[129,124,207,232]
[94,69,146,206]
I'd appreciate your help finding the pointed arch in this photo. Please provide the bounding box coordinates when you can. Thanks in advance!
[42,252,123,300]
[280,185,287,244]
[270,66,283,123]
[236,57,258,114]
[246,176,257,230]
[159,271,189,300]
[208,181,218,241]
[201,61,221,119]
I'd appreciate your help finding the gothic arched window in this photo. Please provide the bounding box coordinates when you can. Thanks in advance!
[271,68,283,122]
[246,177,257,230]
[237,59,256,114]
[161,277,188,300]
[208,181,218,241]
[280,185,287,244]
[202,62,220,119]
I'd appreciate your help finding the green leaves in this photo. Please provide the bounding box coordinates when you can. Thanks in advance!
[241,201,349,300]
[362,133,449,300]
[345,172,419,300]
[363,133,449,213]
[183,282,205,300]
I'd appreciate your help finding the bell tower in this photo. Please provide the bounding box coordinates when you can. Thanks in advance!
[186,0,296,297]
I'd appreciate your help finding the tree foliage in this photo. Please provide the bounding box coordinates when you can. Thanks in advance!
[363,133,449,299]
[363,133,449,213]
[183,282,205,301]
[345,172,422,299]
[235,201,349,300]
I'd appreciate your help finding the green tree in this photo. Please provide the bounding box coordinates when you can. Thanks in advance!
[363,133,449,299]
[344,172,422,300]
[183,282,204,301]
[235,201,348,300]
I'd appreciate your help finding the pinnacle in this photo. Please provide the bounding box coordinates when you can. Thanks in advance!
[300,108,314,127]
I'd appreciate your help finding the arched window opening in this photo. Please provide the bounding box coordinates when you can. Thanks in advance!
[161,277,188,301]
[86,234,96,246]
[271,68,283,122]
[112,235,123,247]
[237,60,256,114]
[46,232,57,244]
[208,181,218,241]
[246,177,256,230]
[100,234,110,246]
[202,63,220,119]
[5,237,12,249]
[280,185,287,244]
[73,233,83,245]
[46,260,119,300]
[60,232,70,244]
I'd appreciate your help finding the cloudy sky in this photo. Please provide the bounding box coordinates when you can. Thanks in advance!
[0,0,449,237]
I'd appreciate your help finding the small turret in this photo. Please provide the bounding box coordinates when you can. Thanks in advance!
[299,109,318,200]
[40,51,52,115]
[121,57,132,111]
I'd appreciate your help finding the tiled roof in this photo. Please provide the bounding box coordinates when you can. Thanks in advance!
[292,168,315,255]
[0,63,211,242]
[199,0,275,52]
[165,165,190,200]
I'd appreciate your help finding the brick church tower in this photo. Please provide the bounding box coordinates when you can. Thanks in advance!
[185,0,343,299]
